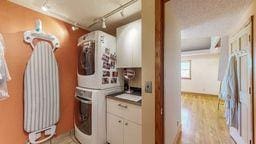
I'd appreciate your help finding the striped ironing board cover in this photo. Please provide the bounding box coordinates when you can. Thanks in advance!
[24,41,60,133]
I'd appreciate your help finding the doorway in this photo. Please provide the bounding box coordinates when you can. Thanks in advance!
[156,1,253,143]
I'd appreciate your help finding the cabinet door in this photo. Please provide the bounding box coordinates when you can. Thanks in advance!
[117,19,142,68]
[107,114,124,144]
[107,99,142,125]
[124,120,142,144]
[131,20,142,67]
[117,24,133,68]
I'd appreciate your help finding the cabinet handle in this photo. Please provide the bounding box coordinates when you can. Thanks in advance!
[118,104,128,108]
[118,120,122,123]
[125,122,128,126]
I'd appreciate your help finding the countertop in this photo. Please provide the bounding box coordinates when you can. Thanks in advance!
[106,92,142,106]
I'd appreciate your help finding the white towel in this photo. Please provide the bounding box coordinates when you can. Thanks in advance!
[221,55,239,128]
[0,33,11,101]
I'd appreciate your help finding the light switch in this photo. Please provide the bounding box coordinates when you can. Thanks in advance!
[145,81,152,93]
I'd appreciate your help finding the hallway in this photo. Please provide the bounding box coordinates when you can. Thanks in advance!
[177,93,235,144]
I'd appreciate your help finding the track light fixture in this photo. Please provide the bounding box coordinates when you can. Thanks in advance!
[72,23,79,31]
[88,0,138,28]
[41,0,49,12]
[102,18,107,29]
[120,9,125,17]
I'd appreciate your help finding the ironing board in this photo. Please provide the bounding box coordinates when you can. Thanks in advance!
[24,20,60,144]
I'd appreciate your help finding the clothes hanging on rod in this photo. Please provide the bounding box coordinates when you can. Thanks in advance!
[0,33,11,101]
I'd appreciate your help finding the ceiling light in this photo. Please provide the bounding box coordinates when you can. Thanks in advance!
[41,0,49,12]
[72,23,79,31]
[41,5,49,11]
[120,9,125,17]
[102,18,107,29]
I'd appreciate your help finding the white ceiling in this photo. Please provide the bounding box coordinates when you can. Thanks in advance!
[9,0,252,52]
[181,37,211,52]
[169,0,252,52]
[9,0,141,33]
[170,0,252,38]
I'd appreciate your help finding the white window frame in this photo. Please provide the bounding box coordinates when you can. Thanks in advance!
[181,60,191,79]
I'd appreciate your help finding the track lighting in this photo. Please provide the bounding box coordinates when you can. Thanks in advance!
[72,23,79,31]
[102,18,107,29]
[120,9,125,17]
[88,0,138,28]
[41,0,49,12]
[72,25,79,31]
[41,5,49,11]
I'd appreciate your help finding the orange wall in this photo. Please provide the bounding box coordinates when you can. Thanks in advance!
[0,1,89,143]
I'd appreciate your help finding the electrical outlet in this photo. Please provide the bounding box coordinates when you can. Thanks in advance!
[145,81,152,93]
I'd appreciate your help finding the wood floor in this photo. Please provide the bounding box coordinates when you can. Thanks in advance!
[177,93,235,144]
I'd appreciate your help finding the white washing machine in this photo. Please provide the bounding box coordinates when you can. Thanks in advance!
[74,86,122,144]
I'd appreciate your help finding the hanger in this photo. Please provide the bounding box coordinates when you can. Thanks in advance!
[24,19,60,51]
[231,49,248,57]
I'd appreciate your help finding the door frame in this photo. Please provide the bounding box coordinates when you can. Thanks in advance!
[244,15,255,144]
[155,0,168,144]
[229,16,254,143]
[251,15,255,144]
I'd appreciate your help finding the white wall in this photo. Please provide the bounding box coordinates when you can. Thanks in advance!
[164,2,181,143]
[181,54,220,95]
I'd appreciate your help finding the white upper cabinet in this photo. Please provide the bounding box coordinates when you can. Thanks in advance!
[117,19,142,68]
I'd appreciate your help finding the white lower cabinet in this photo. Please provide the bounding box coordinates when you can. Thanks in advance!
[123,120,142,144]
[107,99,142,144]
[107,114,124,144]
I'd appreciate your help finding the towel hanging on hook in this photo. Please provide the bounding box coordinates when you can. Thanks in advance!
[0,33,11,101]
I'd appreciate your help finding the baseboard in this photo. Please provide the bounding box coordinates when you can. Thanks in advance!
[172,124,182,144]
[181,91,218,97]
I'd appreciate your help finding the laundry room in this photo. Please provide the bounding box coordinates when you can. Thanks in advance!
[2,0,254,144]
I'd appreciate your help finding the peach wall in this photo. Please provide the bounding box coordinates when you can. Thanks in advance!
[141,0,155,143]
[0,1,89,143]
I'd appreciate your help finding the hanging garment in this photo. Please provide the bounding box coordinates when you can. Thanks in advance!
[218,36,229,81]
[0,34,11,101]
[220,55,239,128]
[24,40,60,143]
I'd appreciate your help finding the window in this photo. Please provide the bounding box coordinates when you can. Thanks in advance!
[181,60,191,79]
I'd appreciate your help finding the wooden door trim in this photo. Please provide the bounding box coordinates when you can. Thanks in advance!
[251,15,255,144]
[229,16,254,143]
[155,0,165,144]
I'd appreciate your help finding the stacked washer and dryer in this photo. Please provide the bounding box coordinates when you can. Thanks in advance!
[74,31,122,144]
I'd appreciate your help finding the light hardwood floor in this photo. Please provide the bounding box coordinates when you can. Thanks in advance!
[177,93,235,144]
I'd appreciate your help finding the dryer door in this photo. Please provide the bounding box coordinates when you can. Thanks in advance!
[78,41,95,76]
